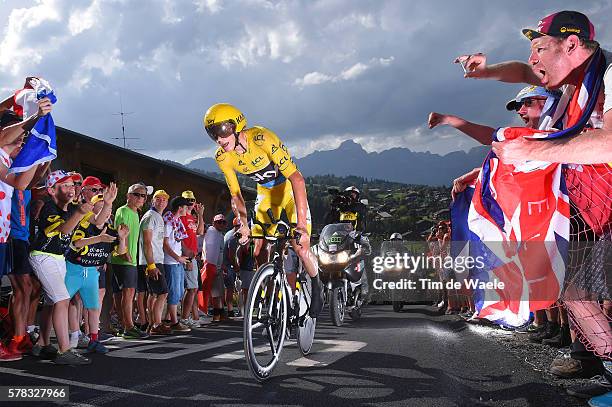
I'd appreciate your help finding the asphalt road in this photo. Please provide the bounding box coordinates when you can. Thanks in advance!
[0,305,583,407]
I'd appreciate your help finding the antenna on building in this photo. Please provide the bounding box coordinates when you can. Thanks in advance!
[111,93,139,149]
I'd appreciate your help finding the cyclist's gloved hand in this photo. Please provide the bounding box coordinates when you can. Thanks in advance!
[294,225,309,247]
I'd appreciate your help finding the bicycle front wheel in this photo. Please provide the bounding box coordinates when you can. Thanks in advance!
[243,263,288,381]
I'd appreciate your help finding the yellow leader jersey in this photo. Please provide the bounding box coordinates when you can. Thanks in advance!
[214,127,298,195]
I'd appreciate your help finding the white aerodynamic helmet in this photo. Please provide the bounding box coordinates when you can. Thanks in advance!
[345,186,360,196]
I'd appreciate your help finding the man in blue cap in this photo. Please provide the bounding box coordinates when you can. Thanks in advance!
[504,85,562,128]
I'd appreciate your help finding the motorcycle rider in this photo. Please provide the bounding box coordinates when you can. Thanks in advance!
[389,233,403,241]
[324,186,370,249]
[324,186,371,308]
[339,187,368,233]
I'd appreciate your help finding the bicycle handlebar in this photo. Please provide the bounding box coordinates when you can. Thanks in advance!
[235,209,302,245]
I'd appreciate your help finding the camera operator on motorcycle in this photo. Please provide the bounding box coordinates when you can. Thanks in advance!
[329,187,367,232]
[327,186,371,254]
[316,186,372,324]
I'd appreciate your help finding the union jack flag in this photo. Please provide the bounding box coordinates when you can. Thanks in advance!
[452,49,607,326]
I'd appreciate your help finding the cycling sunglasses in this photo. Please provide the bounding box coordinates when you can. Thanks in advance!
[205,121,235,142]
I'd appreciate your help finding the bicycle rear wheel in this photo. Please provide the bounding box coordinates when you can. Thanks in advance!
[243,263,288,381]
[296,273,316,355]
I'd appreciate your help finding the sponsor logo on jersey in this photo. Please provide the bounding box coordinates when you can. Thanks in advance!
[279,156,289,170]
[247,162,279,184]
[215,149,226,162]
[254,133,265,146]
[251,156,264,166]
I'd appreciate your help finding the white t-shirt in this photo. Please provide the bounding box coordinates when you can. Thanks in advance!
[163,220,183,265]
[203,226,224,267]
[0,149,14,243]
[139,209,165,265]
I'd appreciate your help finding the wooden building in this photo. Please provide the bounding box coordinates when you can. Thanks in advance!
[53,127,255,221]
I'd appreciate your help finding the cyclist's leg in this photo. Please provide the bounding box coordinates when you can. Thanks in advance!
[284,247,298,292]
[252,191,273,266]
[284,191,316,277]
[285,190,322,317]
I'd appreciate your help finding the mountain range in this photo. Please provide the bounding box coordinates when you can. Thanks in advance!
[187,140,489,186]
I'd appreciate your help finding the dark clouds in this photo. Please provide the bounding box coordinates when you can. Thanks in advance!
[0,0,610,162]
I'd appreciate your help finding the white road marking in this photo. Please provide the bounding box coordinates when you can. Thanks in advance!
[203,338,367,368]
[287,357,322,367]
[317,339,368,353]
[202,345,268,362]
[108,337,242,359]
[287,339,367,367]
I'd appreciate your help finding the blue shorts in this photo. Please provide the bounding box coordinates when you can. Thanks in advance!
[164,263,185,305]
[65,261,100,309]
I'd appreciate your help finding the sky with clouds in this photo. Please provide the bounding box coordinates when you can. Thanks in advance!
[1,0,610,164]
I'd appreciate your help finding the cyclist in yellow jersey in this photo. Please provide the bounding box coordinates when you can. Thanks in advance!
[203,103,323,317]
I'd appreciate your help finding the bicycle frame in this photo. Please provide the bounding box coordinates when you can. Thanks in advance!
[243,209,316,381]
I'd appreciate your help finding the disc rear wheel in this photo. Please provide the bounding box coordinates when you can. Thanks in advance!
[296,274,316,355]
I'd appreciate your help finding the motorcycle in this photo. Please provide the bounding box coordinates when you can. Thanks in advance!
[312,222,370,326]
[380,240,439,312]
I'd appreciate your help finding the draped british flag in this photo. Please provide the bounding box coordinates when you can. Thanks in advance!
[10,77,57,174]
[451,49,607,326]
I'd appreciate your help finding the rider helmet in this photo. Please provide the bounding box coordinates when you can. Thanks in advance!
[345,186,360,201]
[390,232,402,241]
[203,103,247,142]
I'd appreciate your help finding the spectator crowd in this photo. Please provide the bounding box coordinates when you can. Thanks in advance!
[0,139,247,365]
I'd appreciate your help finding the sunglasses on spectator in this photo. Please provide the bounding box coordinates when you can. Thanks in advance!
[186,198,196,204]
[515,97,546,110]
[87,187,104,193]
[130,192,147,198]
